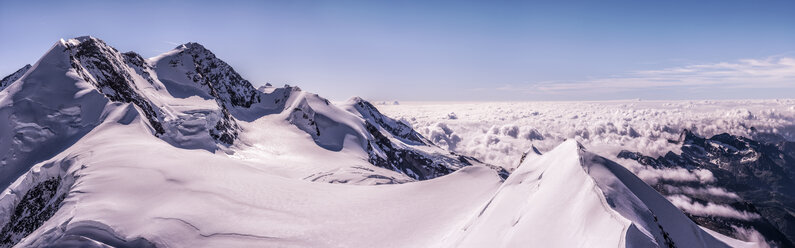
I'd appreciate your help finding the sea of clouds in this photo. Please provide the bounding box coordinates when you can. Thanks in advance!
[380,99,795,169]
[379,99,795,236]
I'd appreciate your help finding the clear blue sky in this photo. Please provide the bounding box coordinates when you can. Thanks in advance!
[1,0,794,101]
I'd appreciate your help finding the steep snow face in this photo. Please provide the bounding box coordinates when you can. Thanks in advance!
[0,40,111,191]
[0,64,31,91]
[444,140,730,248]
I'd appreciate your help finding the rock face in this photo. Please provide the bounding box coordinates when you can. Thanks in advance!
[282,91,506,181]
[351,97,426,144]
[151,42,267,145]
[59,36,267,147]
[618,130,795,247]
[0,178,65,247]
[0,64,31,91]
[64,36,166,135]
[163,42,260,108]
[349,98,508,180]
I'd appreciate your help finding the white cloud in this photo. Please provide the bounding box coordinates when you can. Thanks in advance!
[666,195,760,221]
[732,225,771,248]
[663,185,741,200]
[636,168,715,185]
[502,56,795,94]
[379,99,795,170]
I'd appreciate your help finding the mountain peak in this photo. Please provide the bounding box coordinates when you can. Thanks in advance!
[348,96,366,104]
[150,40,260,109]
[176,42,212,54]
[72,35,94,42]
[59,36,105,47]
[677,128,706,145]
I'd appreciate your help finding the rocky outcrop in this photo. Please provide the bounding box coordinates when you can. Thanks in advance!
[0,64,31,91]
[351,97,426,144]
[64,37,166,135]
[0,177,66,247]
[169,42,260,108]
[355,98,509,180]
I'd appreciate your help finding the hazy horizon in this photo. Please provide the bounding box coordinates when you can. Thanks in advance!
[2,0,793,101]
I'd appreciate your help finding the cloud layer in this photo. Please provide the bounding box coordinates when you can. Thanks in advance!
[666,194,760,221]
[381,99,795,170]
[380,99,794,238]
[492,56,795,99]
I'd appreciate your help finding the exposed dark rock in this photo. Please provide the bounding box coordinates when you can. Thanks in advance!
[64,37,165,135]
[351,98,427,144]
[164,42,270,144]
[122,52,156,86]
[0,64,31,91]
[173,42,260,109]
[365,121,450,180]
[0,177,66,247]
[364,121,508,180]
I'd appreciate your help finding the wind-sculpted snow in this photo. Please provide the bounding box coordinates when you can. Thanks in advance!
[0,40,110,191]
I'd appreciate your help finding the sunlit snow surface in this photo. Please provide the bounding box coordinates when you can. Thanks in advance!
[379,100,795,171]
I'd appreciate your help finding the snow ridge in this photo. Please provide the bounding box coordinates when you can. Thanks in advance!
[445,140,729,247]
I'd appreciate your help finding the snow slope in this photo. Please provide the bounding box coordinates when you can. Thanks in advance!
[3,111,504,247]
[443,141,729,247]
[2,117,739,247]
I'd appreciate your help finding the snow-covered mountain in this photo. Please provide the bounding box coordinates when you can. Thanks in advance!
[0,37,750,247]
[444,141,732,248]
